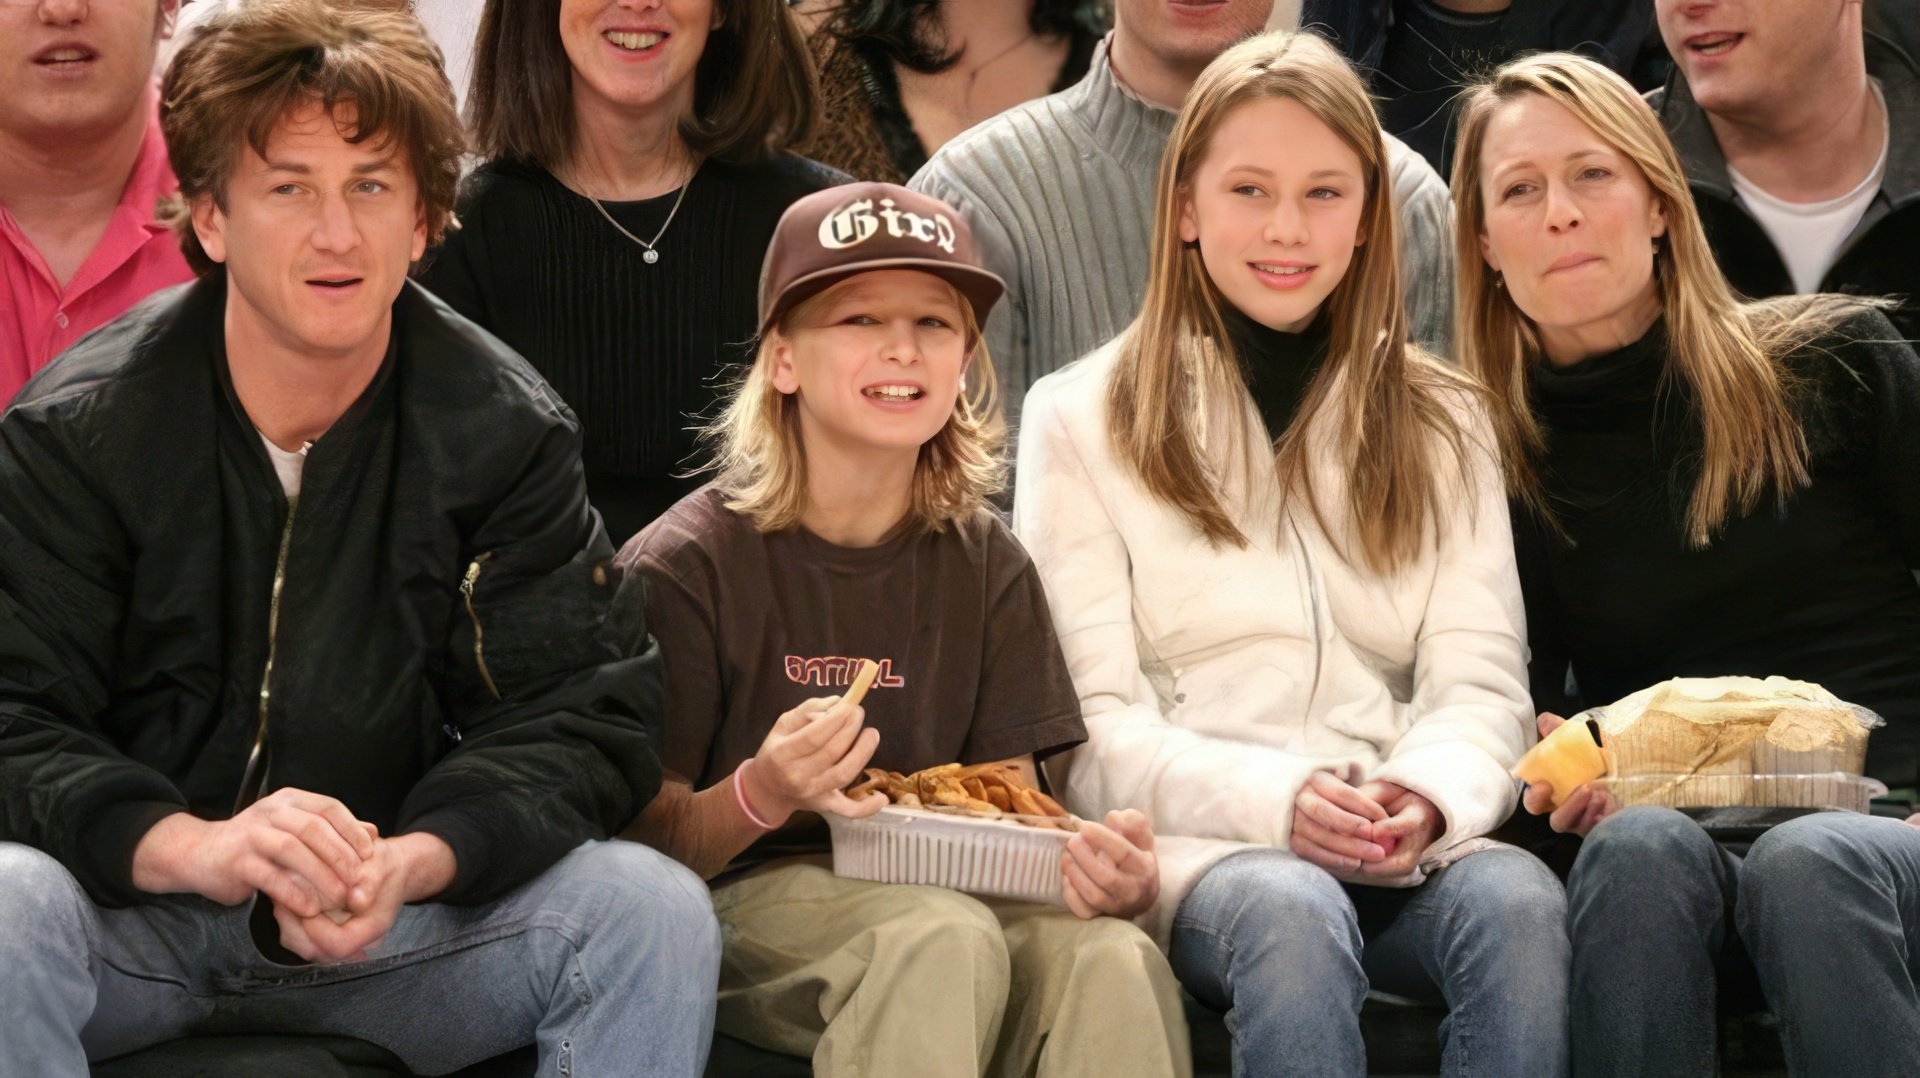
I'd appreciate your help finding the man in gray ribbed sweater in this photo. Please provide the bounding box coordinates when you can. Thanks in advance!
[911,1,1455,423]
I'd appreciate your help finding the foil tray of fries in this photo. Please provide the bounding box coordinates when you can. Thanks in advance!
[828,763,1079,905]
[827,806,1074,906]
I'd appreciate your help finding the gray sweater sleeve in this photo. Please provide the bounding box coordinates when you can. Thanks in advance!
[911,157,1030,412]
[1386,133,1457,360]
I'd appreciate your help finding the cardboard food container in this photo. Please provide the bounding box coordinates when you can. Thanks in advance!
[826,805,1075,906]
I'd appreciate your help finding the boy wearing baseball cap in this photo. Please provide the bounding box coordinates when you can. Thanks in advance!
[615,183,1189,1076]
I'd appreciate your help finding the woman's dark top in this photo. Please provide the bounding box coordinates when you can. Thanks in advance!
[801,25,1100,184]
[1515,308,1920,788]
[1222,305,1331,444]
[419,154,848,542]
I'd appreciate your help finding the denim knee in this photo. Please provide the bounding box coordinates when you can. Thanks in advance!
[1175,851,1361,998]
[1181,850,1356,942]
[0,844,90,965]
[1570,807,1722,908]
[541,841,720,978]
[1743,813,1876,896]
[1738,811,1893,935]
[1442,847,1568,944]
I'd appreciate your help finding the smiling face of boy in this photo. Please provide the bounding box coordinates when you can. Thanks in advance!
[770,269,973,466]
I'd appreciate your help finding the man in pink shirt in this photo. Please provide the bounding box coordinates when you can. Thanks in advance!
[1,0,193,403]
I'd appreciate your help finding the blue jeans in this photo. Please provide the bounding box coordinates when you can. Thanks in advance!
[1169,846,1570,1078]
[0,839,721,1077]
[1568,807,1920,1077]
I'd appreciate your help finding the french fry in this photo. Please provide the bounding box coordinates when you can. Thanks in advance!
[841,659,882,709]
[846,768,892,800]
[848,760,1076,829]
[1026,789,1069,818]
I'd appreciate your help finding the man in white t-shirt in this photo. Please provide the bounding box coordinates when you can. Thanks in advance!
[1648,0,1918,339]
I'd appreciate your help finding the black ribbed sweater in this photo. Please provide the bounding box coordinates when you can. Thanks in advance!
[1220,305,1331,443]
[419,154,848,542]
[1515,307,1920,788]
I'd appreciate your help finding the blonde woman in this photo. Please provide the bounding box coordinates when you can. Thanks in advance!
[1013,32,1564,1078]
[616,183,1190,1077]
[1453,53,1920,1076]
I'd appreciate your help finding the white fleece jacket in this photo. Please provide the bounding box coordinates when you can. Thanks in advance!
[1012,341,1534,946]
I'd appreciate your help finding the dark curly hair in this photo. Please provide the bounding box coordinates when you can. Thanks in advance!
[819,0,1111,74]
[469,0,822,169]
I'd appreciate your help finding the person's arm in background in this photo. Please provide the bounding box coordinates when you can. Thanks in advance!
[911,151,1031,418]
[1385,133,1456,359]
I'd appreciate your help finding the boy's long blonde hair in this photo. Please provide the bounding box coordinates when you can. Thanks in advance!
[1107,30,1483,574]
[1451,53,1849,546]
[702,277,1005,534]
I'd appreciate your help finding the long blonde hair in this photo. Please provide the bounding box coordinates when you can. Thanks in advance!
[1107,30,1482,574]
[702,276,1005,534]
[1451,53,1844,547]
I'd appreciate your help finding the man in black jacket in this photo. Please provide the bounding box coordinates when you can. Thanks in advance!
[0,3,719,1073]
[1650,0,1919,339]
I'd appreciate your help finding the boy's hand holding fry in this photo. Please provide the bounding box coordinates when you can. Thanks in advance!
[741,696,888,826]
[741,660,889,827]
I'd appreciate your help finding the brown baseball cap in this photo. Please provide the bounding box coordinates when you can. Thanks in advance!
[758,181,1005,333]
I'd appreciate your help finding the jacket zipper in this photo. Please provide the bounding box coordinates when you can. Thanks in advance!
[462,552,501,701]
[234,502,298,814]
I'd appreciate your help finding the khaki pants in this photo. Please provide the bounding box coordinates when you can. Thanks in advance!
[711,856,1191,1078]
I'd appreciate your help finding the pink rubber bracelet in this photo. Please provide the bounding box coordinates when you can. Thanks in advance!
[734,759,779,830]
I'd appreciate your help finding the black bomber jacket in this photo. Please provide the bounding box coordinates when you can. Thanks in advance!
[0,276,664,908]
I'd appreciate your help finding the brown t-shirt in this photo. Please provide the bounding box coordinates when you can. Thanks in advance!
[620,485,1086,866]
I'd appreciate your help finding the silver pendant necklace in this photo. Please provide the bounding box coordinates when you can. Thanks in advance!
[577,168,693,265]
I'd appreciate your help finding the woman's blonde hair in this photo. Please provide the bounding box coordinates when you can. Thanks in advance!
[702,275,1005,533]
[1451,52,1851,546]
[1107,30,1483,574]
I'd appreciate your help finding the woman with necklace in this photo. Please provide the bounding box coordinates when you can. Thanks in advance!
[421,0,848,542]
[795,0,1105,184]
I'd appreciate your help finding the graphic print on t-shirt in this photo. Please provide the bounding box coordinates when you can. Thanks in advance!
[784,655,906,690]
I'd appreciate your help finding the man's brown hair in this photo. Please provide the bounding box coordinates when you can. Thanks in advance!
[160,0,466,275]
[467,0,821,171]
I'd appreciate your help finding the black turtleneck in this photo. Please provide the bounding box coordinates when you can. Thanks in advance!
[1515,309,1920,791]
[1221,305,1331,443]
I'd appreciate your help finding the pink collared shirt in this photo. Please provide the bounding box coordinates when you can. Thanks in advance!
[1,101,195,404]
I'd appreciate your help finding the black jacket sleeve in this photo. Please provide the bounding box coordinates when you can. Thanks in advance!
[1854,312,1920,567]
[0,398,190,906]
[397,407,665,906]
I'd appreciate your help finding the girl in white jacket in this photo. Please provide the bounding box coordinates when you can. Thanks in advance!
[1012,31,1568,1078]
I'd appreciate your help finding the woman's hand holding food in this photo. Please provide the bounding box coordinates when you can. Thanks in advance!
[741,696,887,827]
[1061,809,1160,920]
[1520,712,1618,837]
